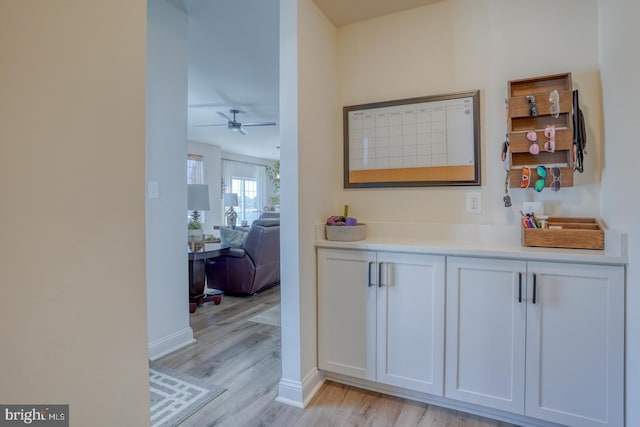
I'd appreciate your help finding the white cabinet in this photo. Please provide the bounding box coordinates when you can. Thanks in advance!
[317,249,376,380]
[318,248,445,395]
[446,257,624,427]
[524,261,624,427]
[376,252,445,394]
[445,257,526,413]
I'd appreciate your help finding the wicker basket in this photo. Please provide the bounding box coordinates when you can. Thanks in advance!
[325,224,367,241]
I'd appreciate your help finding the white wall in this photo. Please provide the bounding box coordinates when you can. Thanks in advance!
[336,0,602,225]
[278,0,339,406]
[279,0,302,404]
[598,0,640,424]
[146,0,193,360]
[188,141,222,230]
[0,1,150,426]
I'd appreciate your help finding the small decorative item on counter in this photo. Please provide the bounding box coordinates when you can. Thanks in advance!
[521,211,542,229]
[521,212,550,229]
[325,205,367,241]
[538,215,549,229]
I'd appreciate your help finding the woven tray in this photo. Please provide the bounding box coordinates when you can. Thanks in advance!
[325,224,367,241]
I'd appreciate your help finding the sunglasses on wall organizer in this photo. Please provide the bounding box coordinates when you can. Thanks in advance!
[521,166,558,192]
[534,166,546,192]
[526,94,538,117]
[550,167,561,192]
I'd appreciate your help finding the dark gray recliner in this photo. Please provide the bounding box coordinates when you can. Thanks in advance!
[259,211,280,220]
[205,220,280,295]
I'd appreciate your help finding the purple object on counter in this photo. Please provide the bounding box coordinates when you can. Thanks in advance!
[345,217,357,226]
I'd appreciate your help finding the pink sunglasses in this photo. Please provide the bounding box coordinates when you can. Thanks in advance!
[526,131,539,155]
[544,125,555,153]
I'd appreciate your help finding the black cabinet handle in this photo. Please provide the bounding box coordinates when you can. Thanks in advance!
[368,261,374,287]
[518,273,522,303]
[532,274,537,304]
[378,262,384,287]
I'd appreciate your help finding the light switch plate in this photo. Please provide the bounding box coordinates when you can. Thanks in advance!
[148,181,160,199]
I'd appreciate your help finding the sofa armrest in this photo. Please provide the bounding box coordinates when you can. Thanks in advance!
[226,248,246,258]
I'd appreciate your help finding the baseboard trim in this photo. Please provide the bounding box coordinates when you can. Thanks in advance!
[148,327,195,361]
[324,372,564,427]
[276,368,325,408]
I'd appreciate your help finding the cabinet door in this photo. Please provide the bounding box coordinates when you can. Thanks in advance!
[317,248,377,380]
[525,262,624,427]
[376,253,445,395]
[445,257,527,413]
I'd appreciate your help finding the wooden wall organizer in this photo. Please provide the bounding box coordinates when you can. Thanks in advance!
[508,73,574,188]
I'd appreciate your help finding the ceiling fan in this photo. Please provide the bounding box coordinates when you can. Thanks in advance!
[195,109,276,135]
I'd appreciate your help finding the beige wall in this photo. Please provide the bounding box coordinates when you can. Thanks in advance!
[0,1,150,426]
[336,0,602,225]
[297,0,340,380]
[279,0,340,403]
[282,0,613,409]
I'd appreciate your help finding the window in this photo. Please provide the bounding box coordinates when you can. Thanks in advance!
[231,177,259,224]
[187,154,204,185]
[187,154,205,222]
[222,159,268,225]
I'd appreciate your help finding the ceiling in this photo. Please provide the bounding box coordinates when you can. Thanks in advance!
[313,0,445,27]
[180,0,445,160]
[183,0,280,160]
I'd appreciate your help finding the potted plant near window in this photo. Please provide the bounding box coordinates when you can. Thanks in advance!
[265,160,280,208]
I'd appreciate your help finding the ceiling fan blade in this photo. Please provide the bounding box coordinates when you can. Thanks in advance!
[242,122,277,127]
[192,123,227,127]
[239,127,248,135]
[217,111,233,122]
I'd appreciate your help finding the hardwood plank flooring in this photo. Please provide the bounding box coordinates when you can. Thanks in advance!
[155,286,517,427]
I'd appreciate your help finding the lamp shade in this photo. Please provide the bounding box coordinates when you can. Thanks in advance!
[223,192,239,207]
[188,184,210,211]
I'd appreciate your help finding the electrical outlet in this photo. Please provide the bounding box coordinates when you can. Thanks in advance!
[466,192,482,214]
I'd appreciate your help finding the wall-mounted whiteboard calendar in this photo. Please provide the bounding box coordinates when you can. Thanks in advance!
[343,91,480,188]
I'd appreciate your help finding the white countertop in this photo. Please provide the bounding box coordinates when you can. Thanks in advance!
[315,222,628,265]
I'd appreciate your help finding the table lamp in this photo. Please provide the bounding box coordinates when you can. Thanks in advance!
[188,184,210,248]
[223,193,239,226]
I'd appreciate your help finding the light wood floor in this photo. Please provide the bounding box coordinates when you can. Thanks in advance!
[156,286,517,427]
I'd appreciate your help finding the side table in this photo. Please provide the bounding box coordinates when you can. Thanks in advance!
[188,243,230,313]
